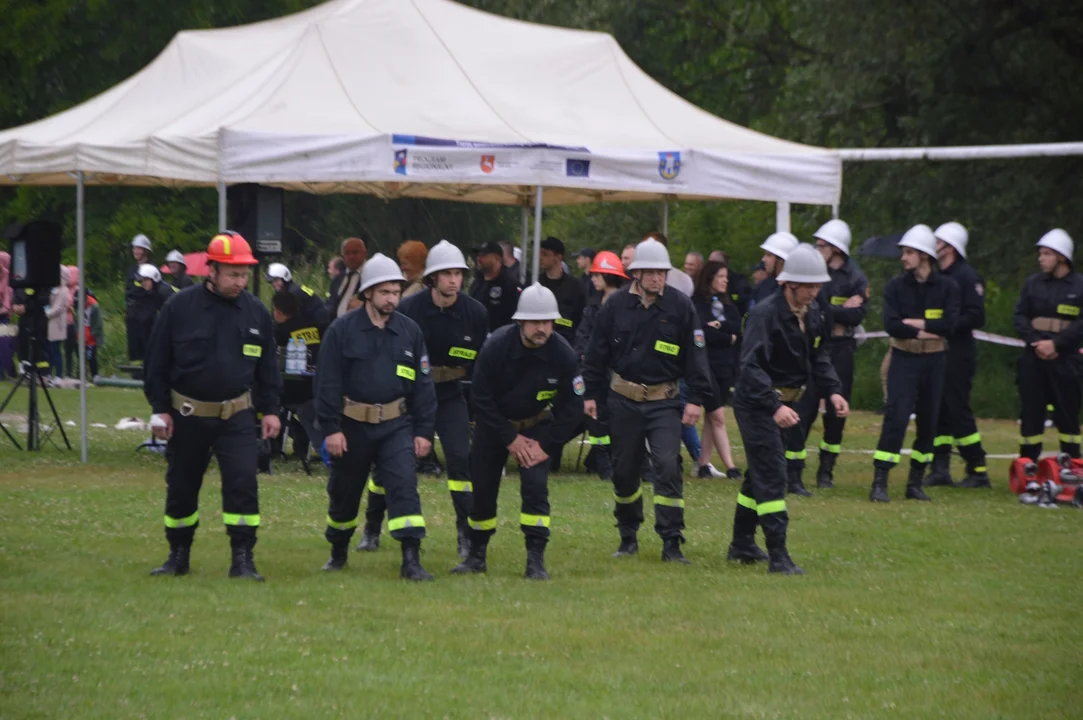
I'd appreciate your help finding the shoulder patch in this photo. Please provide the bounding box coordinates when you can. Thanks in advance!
[489,286,502,300]
[693,329,705,348]
[975,283,984,297]
[420,354,430,375]
[573,375,585,396]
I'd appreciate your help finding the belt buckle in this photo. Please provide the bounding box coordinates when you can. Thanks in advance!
[636,383,649,402]
[796,386,807,401]
[179,401,195,417]
[373,403,383,423]
[398,399,408,416]
[664,383,678,400]
[220,400,234,421]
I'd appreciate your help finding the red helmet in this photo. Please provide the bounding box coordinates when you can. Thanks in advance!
[206,231,258,265]
[589,250,628,279]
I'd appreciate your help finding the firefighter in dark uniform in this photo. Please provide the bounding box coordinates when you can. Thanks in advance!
[537,236,586,346]
[315,254,438,580]
[452,285,584,579]
[166,250,195,290]
[125,234,153,362]
[749,232,799,308]
[357,241,488,559]
[870,225,960,503]
[1013,229,1083,461]
[266,262,329,326]
[144,231,281,581]
[924,222,990,488]
[470,241,521,332]
[726,244,846,575]
[797,219,868,489]
[582,239,713,564]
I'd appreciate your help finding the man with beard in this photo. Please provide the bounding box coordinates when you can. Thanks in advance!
[470,241,521,331]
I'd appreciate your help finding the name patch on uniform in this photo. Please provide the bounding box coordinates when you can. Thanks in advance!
[1057,304,1080,317]
[300,285,316,296]
[555,317,573,327]
[814,336,822,348]
[397,364,416,380]
[693,329,705,348]
[830,296,848,306]
[573,375,585,396]
[536,389,557,401]
[448,346,477,360]
[242,344,262,358]
[654,340,680,356]
[924,309,944,319]
[290,327,321,345]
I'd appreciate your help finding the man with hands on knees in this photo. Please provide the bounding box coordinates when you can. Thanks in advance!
[315,254,438,581]
[726,244,847,575]
[452,285,584,580]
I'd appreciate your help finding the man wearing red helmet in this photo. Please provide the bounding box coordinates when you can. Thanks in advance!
[143,231,281,582]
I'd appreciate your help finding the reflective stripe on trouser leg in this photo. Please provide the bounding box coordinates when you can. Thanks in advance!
[819,441,841,455]
[1017,351,1051,461]
[783,423,806,470]
[910,352,946,470]
[587,435,611,445]
[363,475,388,530]
[955,433,987,472]
[375,423,426,541]
[223,513,260,527]
[163,413,214,544]
[215,411,260,542]
[640,399,684,540]
[467,420,507,537]
[436,395,473,526]
[731,488,760,543]
[608,395,648,536]
[518,425,552,539]
[733,401,786,546]
[326,423,376,545]
[164,510,199,528]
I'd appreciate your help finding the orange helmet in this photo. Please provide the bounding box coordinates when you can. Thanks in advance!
[206,231,258,265]
[589,250,628,279]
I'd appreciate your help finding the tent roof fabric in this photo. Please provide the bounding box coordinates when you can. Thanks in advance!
[0,0,842,206]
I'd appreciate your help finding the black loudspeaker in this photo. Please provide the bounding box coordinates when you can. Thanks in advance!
[5,221,61,289]
[227,184,284,256]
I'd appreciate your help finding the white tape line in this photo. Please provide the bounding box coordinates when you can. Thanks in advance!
[854,330,1026,347]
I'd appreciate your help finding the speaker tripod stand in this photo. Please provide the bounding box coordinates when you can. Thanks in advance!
[0,362,71,452]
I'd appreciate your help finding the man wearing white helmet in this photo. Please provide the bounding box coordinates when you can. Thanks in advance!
[870,225,960,503]
[1013,229,1083,462]
[165,250,194,290]
[265,262,328,326]
[582,238,714,565]
[749,232,799,308]
[125,234,153,362]
[796,219,869,490]
[925,222,989,489]
[727,244,847,574]
[453,284,583,580]
[128,263,174,360]
[314,253,438,581]
[357,241,489,560]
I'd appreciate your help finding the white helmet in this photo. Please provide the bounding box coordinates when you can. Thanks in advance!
[358,253,406,294]
[626,239,672,271]
[424,240,469,277]
[165,249,186,265]
[1036,228,1073,262]
[512,284,561,321]
[934,222,969,259]
[777,244,831,284]
[897,224,937,257]
[814,219,852,256]
[131,234,152,251]
[760,232,799,260]
[266,262,292,283]
[137,263,161,283]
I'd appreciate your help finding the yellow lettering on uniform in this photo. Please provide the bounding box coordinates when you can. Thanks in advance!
[448,346,477,360]
[924,309,944,319]
[396,365,416,381]
[242,344,262,358]
[300,285,316,296]
[290,327,321,345]
[814,336,822,348]
[654,340,680,356]
[830,296,848,306]
[536,389,557,401]
[1057,304,1080,317]
[554,318,573,327]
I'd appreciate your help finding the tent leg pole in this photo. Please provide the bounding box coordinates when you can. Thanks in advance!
[520,206,529,284]
[531,186,544,285]
[775,201,791,233]
[832,203,840,220]
[662,198,669,236]
[218,180,227,231]
[76,171,87,464]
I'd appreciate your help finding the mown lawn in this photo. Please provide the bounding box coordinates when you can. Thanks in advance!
[0,383,1079,719]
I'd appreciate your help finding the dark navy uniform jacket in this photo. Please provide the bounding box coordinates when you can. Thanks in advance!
[470,324,584,458]
[883,269,960,341]
[582,285,713,406]
[819,257,869,339]
[749,276,780,309]
[538,271,586,346]
[734,291,840,414]
[286,280,330,327]
[1013,270,1083,353]
[469,266,521,332]
[940,259,985,347]
[398,289,489,402]
[144,284,280,416]
[314,308,437,439]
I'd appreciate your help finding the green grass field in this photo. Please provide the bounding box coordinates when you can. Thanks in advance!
[1,383,1080,718]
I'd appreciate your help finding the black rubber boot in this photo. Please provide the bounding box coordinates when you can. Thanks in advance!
[923,453,956,487]
[451,537,488,574]
[228,545,265,582]
[787,466,813,497]
[660,537,690,564]
[456,525,471,560]
[612,534,638,558]
[767,547,806,575]
[905,466,932,501]
[524,537,550,580]
[727,541,769,564]
[355,524,381,552]
[761,512,804,575]
[399,539,434,582]
[322,543,348,571]
[726,503,767,564]
[815,451,837,489]
[869,467,891,503]
[150,545,191,576]
[958,471,992,489]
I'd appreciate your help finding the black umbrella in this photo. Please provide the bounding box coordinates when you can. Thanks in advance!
[860,233,904,258]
